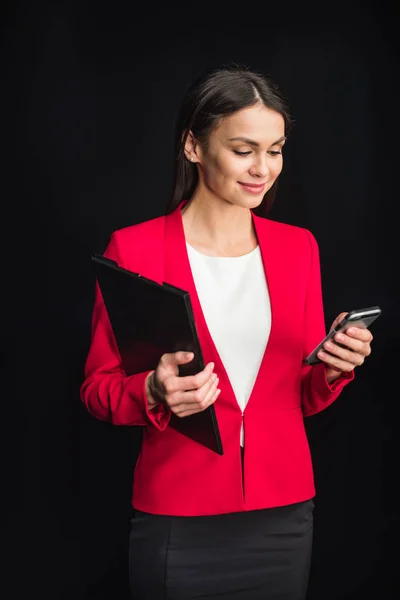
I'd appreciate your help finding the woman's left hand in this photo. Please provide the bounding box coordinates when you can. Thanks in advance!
[318,312,374,383]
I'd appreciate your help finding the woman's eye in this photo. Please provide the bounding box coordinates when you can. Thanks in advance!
[234,150,283,157]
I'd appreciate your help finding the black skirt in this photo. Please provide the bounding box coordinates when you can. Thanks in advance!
[128,499,314,600]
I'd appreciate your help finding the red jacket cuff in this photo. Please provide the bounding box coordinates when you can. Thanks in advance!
[314,362,355,394]
[126,371,171,431]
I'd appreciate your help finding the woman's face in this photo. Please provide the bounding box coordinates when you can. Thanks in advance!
[189,104,286,210]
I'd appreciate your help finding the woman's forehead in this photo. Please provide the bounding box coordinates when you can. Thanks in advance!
[214,105,285,142]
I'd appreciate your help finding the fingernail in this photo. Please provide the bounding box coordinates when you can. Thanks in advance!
[347,328,355,335]
[209,362,215,370]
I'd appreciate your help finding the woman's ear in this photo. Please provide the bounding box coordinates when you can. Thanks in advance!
[183,130,199,164]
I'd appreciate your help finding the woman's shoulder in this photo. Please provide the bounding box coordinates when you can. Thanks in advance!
[104,214,167,276]
[111,213,166,247]
[258,216,318,246]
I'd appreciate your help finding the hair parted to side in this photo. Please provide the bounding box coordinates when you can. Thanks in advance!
[166,64,293,217]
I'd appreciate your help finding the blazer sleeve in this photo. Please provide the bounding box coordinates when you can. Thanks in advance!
[80,231,171,430]
[300,229,354,417]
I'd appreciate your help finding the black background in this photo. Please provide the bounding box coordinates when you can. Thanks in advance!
[4,1,399,598]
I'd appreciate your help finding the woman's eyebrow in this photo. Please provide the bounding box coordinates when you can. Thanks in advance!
[227,135,286,147]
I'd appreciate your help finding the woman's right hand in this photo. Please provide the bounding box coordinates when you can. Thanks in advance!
[146,351,220,418]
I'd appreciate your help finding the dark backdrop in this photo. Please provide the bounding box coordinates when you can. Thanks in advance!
[4,1,399,598]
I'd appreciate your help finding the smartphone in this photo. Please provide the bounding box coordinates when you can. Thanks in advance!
[304,306,381,366]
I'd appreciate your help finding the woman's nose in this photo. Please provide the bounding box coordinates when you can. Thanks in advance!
[249,156,269,178]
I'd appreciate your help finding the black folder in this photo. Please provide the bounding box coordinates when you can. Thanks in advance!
[92,254,223,455]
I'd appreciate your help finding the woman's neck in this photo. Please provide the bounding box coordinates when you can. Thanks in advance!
[181,196,258,257]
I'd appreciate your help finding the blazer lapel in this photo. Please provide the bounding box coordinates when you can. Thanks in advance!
[163,202,220,368]
[163,203,241,413]
[163,204,288,413]
[248,213,289,410]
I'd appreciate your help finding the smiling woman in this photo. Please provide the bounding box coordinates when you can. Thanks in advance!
[181,104,286,256]
[168,66,293,221]
[186,104,285,208]
[80,64,375,600]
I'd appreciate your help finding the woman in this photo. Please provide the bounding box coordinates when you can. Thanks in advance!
[81,65,374,600]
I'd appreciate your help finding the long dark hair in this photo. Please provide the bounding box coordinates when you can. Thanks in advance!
[166,64,293,217]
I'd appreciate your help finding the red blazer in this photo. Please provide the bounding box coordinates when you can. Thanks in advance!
[81,202,354,516]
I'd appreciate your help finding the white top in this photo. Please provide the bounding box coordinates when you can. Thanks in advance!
[186,243,272,446]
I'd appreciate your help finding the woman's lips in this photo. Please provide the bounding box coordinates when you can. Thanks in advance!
[238,182,266,194]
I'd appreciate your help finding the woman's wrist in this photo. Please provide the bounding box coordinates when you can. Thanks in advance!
[145,372,159,409]
[325,366,354,384]
[325,367,341,384]
[145,371,165,409]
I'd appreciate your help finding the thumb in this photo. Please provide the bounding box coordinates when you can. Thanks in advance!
[173,351,194,365]
[330,312,348,331]
[160,351,194,369]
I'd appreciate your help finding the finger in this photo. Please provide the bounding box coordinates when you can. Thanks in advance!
[175,373,219,410]
[323,338,365,365]
[162,362,215,399]
[172,362,215,393]
[318,347,363,370]
[194,373,219,409]
[171,373,219,415]
[317,350,356,371]
[333,332,369,354]
[164,370,217,410]
[176,387,221,418]
[345,327,374,343]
